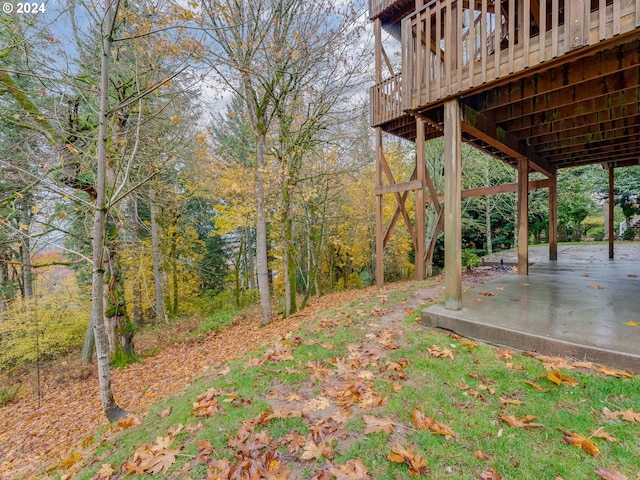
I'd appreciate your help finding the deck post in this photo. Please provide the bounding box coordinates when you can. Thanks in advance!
[518,158,529,275]
[374,18,384,288]
[415,120,426,280]
[375,127,384,287]
[549,174,558,261]
[444,99,462,310]
[609,166,615,259]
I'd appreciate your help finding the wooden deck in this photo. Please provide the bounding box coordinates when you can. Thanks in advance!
[371,0,640,170]
[370,0,640,295]
[400,0,640,109]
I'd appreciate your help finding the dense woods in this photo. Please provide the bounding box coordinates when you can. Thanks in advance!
[1,0,639,419]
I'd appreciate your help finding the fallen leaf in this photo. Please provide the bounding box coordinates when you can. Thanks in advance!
[329,409,352,424]
[462,339,478,349]
[499,397,522,405]
[387,444,428,477]
[479,465,501,479]
[286,393,301,402]
[301,439,328,461]
[428,345,455,360]
[581,273,590,277]
[595,466,629,480]
[594,366,633,378]
[117,414,141,429]
[601,407,620,421]
[160,407,172,418]
[627,274,638,278]
[619,408,640,424]
[524,380,546,391]
[329,459,372,480]
[59,452,82,469]
[589,428,617,442]
[478,292,494,297]
[623,321,638,327]
[478,384,496,395]
[572,361,595,370]
[363,415,395,434]
[499,414,544,428]
[474,450,489,460]
[412,410,456,437]
[562,430,600,456]
[588,285,604,289]
[392,382,403,392]
[495,348,514,360]
[96,463,114,479]
[468,372,493,384]
[303,396,329,412]
[547,370,579,386]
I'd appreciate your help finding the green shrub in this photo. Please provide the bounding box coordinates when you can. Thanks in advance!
[622,227,636,240]
[0,385,19,406]
[461,249,481,269]
[588,227,605,241]
[0,297,89,373]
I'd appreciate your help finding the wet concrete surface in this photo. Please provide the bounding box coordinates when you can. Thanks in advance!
[422,244,640,372]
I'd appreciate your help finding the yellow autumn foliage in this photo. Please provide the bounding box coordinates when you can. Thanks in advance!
[0,265,89,372]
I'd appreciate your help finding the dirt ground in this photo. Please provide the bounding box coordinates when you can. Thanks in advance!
[0,269,504,479]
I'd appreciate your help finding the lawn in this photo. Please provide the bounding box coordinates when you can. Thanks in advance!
[44,281,640,479]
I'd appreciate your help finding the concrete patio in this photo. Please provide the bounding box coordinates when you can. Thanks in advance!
[422,244,640,372]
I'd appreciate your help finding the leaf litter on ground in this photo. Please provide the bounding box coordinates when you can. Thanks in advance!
[3,274,639,480]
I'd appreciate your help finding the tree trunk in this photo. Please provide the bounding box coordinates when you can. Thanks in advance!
[0,253,8,341]
[282,180,296,316]
[20,200,33,299]
[81,318,95,364]
[255,134,272,325]
[132,278,143,327]
[149,188,165,323]
[485,200,493,256]
[246,228,256,290]
[170,227,179,317]
[93,0,126,421]
[103,244,135,361]
[130,195,143,327]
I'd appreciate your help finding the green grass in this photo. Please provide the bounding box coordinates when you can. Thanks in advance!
[55,284,640,480]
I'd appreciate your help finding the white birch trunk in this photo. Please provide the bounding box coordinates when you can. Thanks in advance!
[92,0,126,422]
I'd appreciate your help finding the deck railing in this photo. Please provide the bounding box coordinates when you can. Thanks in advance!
[370,0,640,125]
[370,73,404,126]
[401,0,640,109]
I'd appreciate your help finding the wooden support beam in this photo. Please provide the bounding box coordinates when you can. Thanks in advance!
[494,70,640,131]
[474,42,640,113]
[375,127,384,288]
[517,158,529,275]
[603,159,640,169]
[609,167,615,259]
[376,180,423,195]
[416,120,426,280]
[375,21,384,288]
[548,175,558,261]
[461,178,553,198]
[383,168,418,248]
[379,149,417,245]
[460,103,556,178]
[444,99,462,310]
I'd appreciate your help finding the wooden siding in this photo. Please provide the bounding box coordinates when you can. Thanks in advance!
[371,0,640,125]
